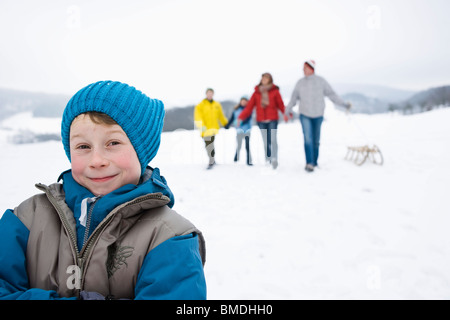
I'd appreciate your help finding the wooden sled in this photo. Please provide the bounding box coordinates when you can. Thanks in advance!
[345,145,384,166]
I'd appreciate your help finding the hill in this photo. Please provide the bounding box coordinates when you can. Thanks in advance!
[0,86,239,133]
[393,85,450,114]
[1,84,449,135]
[0,87,69,120]
[340,92,390,114]
[333,83,416,102]
[162,100,238,132]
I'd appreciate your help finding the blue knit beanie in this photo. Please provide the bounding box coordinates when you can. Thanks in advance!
[61,80,165,174]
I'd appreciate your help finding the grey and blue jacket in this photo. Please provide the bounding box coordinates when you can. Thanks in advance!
[0,168,206,300]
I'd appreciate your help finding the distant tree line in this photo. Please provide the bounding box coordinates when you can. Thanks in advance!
[388,86,450,114]
[162,100,238,132]
[8,130,61,144]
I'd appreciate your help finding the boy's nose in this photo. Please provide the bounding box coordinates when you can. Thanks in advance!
[89,150,109,168]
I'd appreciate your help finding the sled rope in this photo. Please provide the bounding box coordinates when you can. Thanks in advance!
[345,113,384,166]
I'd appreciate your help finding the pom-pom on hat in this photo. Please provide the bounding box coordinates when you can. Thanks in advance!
[61,80,165,174]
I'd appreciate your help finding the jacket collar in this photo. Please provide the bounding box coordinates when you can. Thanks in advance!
[37,167,174,222]
[254,84,279,92]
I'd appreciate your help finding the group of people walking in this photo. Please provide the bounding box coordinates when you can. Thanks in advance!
[194,60,352,171]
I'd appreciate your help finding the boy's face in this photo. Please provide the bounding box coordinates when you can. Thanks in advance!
[206,90,214,100]
[69,114,141,196]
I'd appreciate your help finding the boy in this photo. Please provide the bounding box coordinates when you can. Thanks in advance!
[0,80,206,300]
[194,88,228,169]
[224,96,253,166]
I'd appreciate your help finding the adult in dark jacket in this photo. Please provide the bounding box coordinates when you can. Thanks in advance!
[238,73,288,169]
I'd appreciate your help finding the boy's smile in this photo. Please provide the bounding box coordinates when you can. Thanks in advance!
[69,114,141,196]
[89,175,118,183]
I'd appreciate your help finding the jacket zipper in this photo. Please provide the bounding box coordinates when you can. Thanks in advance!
[82,197,100,248]
[37,184,169,297]
[77,193,168,290]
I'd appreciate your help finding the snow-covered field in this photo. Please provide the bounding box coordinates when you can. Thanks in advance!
[1,105,449,299]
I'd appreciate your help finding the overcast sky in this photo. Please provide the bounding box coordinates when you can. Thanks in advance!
[0,0,449,107]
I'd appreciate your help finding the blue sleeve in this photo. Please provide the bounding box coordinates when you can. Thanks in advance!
[225,111,235,128]
[0,210,76,300]
[134,233,206,300]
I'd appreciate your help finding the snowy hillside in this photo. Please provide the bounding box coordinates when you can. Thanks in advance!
[1,104,449,299]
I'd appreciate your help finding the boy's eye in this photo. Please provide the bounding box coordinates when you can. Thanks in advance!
[108,141,121,146]
[77,144,90,150]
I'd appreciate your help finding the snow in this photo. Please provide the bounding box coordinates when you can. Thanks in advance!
[0,111,61,135]
[1,105,450,299]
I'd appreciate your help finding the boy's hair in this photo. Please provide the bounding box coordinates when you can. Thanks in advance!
[62,80,165,174]
[82,111,118,126]
[206,88,214,94]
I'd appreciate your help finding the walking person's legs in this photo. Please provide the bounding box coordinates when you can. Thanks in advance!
[258,122,270,163]
[244,133,252,165]
[300,114,314,169]
[235,131,245,162]
[203,135,215,168]
[312,116,324,167]
[268,120,279,169]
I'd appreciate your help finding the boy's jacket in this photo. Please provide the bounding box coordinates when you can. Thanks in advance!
[194,99,228,137]
[0,168,206,300]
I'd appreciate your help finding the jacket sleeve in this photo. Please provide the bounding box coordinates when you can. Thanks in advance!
[134,233,206,300]
[225,111,235,129]
[193,103,204,130]
[238,93,256,121]
[217,103,228,127]
[286,82,300,114]
[275,89,286,114]
[322,78,348,107]
[0,210,76,300]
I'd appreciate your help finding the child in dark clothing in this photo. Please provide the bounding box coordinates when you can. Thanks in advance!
[225,96,253,166]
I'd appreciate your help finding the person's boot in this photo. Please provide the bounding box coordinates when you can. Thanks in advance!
[245,136,252,166]
[207,157,215,170]
[271,158,278,169]
[247,153,253,166]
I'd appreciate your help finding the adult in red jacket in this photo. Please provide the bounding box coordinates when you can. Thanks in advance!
[238,73,288,169]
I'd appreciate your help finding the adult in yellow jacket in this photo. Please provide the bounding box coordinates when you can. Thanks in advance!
[194,88,228,169]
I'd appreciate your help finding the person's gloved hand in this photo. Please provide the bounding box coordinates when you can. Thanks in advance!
[80,291,106,300]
